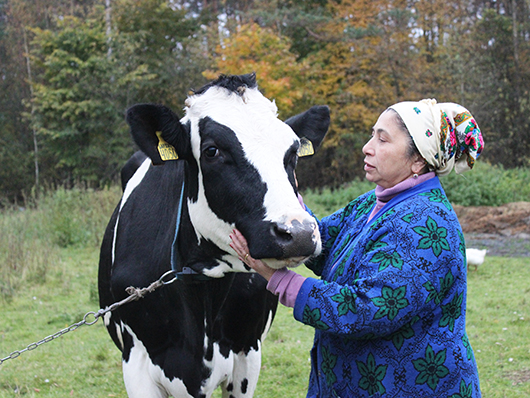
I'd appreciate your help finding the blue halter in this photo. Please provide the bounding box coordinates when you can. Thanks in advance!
[170,181,212,282]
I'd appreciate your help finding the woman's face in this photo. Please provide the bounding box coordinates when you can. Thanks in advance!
[363,110,419,189]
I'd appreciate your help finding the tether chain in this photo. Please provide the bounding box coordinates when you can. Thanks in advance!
[0,270,177,365]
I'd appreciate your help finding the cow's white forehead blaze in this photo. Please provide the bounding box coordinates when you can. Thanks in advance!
[182,83,320,267]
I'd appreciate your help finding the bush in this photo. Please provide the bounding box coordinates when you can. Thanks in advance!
[302,163,530,217]
[0,207,58,300]
[440,162,530,206]
[302,179,375,218]
[39,187,122,248]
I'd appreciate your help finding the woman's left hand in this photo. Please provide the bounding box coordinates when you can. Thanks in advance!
[229,229,277,281]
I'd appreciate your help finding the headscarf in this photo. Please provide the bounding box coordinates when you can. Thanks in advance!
[389,99,484,176]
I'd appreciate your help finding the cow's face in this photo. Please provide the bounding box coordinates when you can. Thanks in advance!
[126,74,329,276]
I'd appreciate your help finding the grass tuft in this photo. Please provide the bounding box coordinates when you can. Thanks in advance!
[0,186,121,300]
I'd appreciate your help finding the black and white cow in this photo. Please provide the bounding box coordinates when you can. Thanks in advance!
[98,74,329,398]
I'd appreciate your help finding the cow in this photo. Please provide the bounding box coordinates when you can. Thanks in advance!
[98,73,330,398]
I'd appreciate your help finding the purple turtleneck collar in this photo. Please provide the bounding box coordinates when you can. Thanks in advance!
[368,172,436,221]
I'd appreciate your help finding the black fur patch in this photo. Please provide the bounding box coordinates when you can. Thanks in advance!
[193,73,257,96]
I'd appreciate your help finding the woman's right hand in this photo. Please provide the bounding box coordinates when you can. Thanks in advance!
[229,229,277,281]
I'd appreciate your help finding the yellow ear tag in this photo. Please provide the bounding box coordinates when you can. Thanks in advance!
[156,131,178,161]
[297,137,315,157]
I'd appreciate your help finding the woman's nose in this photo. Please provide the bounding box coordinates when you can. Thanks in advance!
[362,137,374,155]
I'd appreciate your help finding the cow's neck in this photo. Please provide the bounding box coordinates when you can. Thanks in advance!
[172,194,230,279]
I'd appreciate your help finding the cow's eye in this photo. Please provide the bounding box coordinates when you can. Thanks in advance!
[204,146,219,158]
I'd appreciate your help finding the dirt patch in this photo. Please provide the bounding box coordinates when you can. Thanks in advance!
[453,202,530,257]
[504,369,530,386]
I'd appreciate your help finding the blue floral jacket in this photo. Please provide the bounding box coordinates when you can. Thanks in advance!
[294,177,481,397]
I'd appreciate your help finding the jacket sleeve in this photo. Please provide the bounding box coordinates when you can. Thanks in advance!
[293,206,466,339]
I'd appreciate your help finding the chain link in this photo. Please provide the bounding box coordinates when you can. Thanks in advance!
[0,270,177,365]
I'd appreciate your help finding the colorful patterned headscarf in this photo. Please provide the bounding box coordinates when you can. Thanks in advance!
[389,99,484,176]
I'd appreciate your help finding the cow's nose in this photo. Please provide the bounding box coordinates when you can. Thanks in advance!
[270,219,318,258]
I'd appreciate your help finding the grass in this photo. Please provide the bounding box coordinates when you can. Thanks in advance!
[466,257,530,397]
[1,250,529,397]
[0,248,126,397]
[0,187,121,302]
[1,179,530,397]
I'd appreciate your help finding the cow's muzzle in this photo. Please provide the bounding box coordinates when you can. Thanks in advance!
[248,218,320,264]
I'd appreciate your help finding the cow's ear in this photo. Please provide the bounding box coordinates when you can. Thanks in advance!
[126,104,190,165]
[285,105,330,157]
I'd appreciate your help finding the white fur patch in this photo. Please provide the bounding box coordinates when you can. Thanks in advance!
[202,254,247,278]
[120,158,151,212]
[122,325,193,398]
[201,332,262,397]
[112,158,151,264]
[103,313,124,350]
[201,341,234,396]
[260,309,275,342]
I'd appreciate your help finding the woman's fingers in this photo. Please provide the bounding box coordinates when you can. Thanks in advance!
[229,229,276,281]
[229,229,249,258]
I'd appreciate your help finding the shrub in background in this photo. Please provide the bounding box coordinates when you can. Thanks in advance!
[302,179,375,218]
[39,187,122,248]
[303,162,530,217]
[440,162,530,206]
[1,162,528,300]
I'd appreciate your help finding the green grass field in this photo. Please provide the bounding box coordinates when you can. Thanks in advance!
[1,181,530,397]
[1,247,529,397]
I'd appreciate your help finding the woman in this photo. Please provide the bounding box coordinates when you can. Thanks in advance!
[230,99,483,397]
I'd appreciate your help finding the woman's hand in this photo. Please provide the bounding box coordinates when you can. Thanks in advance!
[229,229,277,281]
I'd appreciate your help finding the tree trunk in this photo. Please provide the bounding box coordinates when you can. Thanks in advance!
[23,28,40,199]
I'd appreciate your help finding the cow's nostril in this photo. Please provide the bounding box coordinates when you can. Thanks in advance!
[271,223,293,243]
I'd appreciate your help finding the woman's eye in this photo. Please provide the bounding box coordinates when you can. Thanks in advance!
[204,146,219,158]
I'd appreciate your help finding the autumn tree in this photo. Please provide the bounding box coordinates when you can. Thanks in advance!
[204,22,306,116]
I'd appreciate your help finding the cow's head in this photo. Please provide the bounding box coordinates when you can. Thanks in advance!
[126,73,329,276]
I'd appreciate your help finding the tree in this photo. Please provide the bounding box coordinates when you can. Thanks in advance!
[204,22,306,116]
[469,7,530,167]
[0,0,102,200]
[28,15,150,185]
[113,0,208,107]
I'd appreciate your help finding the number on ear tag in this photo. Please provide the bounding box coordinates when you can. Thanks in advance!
[156,131,178,161]
[297,137,315,157]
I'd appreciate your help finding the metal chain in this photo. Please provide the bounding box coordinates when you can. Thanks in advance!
[0,270,177,365]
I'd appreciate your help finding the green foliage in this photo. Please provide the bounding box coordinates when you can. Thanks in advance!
[302,162,530,218]
[113,0,209,106]
[302,179,375,218]
[28,16,138,185]
[469,8,530,169]
[39,187,121,248]
[0,208,57,301]
[3,0,530,200]
[247,0,331,60]
[440,162,530,207]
